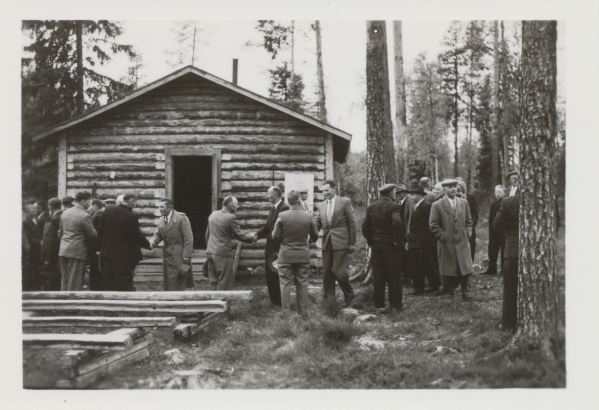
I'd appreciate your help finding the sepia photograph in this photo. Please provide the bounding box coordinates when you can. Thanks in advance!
[4,0,599,407]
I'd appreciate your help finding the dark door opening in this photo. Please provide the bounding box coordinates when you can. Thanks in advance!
[173,156,213,249]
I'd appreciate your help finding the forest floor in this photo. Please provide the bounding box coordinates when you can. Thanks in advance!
[23,202,566,389]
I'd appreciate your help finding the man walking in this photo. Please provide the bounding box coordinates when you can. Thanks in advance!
[40,198,63,291]
[483,185,506,275]
[58,191,97,291]
[406,184,440,295]
[272,191,319,317]
[150,199,195,291]
[205,196,255,290]
[429,179,474,301]
[98,193,150,291]
[493,190,520,330]
[315,180,357,307]
[361,184,404,313]
[255,186,289,306]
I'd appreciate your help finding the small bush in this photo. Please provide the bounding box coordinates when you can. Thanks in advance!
[321,298,342,319]
[318,319,365,350]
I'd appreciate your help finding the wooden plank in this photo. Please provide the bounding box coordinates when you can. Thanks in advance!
[23,333,133,351]
[76,335,153,376]
[67,180,165,189]
[84,118,317,129]
[67,188,165,199]
[58,134,67,198]
[325,132,334,180]
[23,299,229,313]
[81,125,323,137]
[68,143,325,155]
[222,153,324,163]
[70,162,165,171]
[23,290,252,301]
[221,162,325,171]
[56,348,149,388]
[67,171,164,180]
[222,170,325,181]
[134,273,207,282]
[68,152,165,162]
[232,243,243,277]
[61,350,97,367]
[22,316,177,328]
[174,312,225,338]
[75,134,324,146]
[107,110,293,121]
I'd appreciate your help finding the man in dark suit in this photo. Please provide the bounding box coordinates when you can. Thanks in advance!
[406,184,440,295]
[315,180,357,307]
[36,200,51,237]
[98,193,150,291]
[395,184,412,281]
[87,199,105,290]
[40,198,63,291]
[456,178,479,263]
[254,186,290,306]
[205,196,255,290]
[362,183,404,313]
[493,192,520,330]
[58,191,97,290]
[22,202,42,291]
[483,185,506,275]
[272,190,319,317]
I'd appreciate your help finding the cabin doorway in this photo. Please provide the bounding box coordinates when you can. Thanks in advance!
[166,148,221,250]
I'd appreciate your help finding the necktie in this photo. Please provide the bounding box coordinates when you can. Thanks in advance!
[327,200,333,223]
[164,216,168,225]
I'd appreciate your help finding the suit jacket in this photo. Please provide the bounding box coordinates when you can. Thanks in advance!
[362,197,404,245]
[58,204,97,260]
[493,195,519,258]
[315,196,357,251]
[206,209,254,258]
[36,211,51,236]
[23,214,42,268]
[407,200,436,249]
[423,191,436,204]
[151,210,194,290]
[399,195,415,237]
[272,209,319,264]
[41,210,62,266]
[90,210,104,254]
[429,196,474,276]
[98,204,149,264]
[488,199,504,237]
[256,201,290,256]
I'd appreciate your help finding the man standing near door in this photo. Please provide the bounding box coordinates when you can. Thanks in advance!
[150,199,194,291]
[254,186,289,306]
[315,180,357,307]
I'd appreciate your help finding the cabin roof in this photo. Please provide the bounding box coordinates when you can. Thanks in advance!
[31,65,352,161]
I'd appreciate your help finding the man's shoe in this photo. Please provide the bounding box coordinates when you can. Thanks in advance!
[343,297,354,308]
[433,290,454,297]
[377,307,389,314]
[424,288,439,294]
[462,294,473,301]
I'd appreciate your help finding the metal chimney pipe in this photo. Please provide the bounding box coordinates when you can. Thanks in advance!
[232,59,238,85]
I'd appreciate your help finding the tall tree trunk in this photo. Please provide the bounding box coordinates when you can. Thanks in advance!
[492,21,500,186]
[314,21,327,122]
[393,21,408,184]
[453,56,459,177]
[518,20,562,352]
[366,21,397,205]
[191,21,197,66]
[291,21,295,76]
[76,21,84,115]
[501,21,511,187]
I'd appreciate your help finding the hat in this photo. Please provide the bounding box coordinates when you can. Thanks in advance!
[507,170,518,177]
[299,189,308,194]
[104,198,116,204]
[379,183,396,194]
[441,179,458,187]
[177,263,193,280]
[409,184,426,195]
[395,184,408,193]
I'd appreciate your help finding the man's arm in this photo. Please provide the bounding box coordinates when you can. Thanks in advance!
[131,214,150,250]
[391,207,404,245]
[493,199,508,232]
[361,205,373,244]
[272,216,283,244]
[181,215,194,262]
[429,203,443,240]
[469,194,479,227]
[345,199,357,248]
[309,219,319,243]
[150,224,163,249]
[314,203,323,232]
[82,213,97,240]
[464,201,473,238]
[230,216,255,243]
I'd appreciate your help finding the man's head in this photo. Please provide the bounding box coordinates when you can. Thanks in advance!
[24,202,38,218]
[48,198,62,214]
[441,180,458,199]
[88,199,105,215]
[75,191,92,209]
[321,180,337,200]
[508,171,519,187]
[395,184,408,201]
[222,196,239,213]
[433,182,445,200]
[409,185,426,204]
[300,190,308,201]
[122,193,137,209]
[495,185,506,200]
[104,198,116,206]
[158,198,173,217]
[36,200,47,216]
[266,186,283,204]
[419,177,432,191]
[62,196,74,209]
[287,190,301,207]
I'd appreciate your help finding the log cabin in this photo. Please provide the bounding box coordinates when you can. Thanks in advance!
[32,65,352,276]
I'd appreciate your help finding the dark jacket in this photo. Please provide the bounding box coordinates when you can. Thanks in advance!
[256,201,290,256]
[362,197,404,245]
[36,211,51,237]
[99,204,150,265]
[465,193,478,228]
[272,209,319,264]
[41,210,62,266]
[493,195,519,258]
[488,199,504,237]
[407,200,436,249]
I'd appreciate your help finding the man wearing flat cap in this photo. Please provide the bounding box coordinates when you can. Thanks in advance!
[362,183,405,312]
[299,190,309,212]
[429,179,474,300]
[507,171,519,197]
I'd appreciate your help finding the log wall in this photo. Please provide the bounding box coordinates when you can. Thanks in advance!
[64,73,326,263]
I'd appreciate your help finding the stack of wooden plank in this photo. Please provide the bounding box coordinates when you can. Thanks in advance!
[22,290,252,388]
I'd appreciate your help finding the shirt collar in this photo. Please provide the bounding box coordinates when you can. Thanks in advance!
[274,199,282,209]
[415,198,424,208]
[164,210,173,221]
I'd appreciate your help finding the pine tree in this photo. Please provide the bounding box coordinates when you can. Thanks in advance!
[475,74,494,196]
[165,21,210,68]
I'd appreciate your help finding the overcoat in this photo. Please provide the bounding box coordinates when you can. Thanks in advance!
[151,210,194,291]
[492,195,519,258]
[429,196,474,277]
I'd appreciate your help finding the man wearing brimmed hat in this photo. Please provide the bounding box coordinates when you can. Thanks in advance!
[429,179,474,300]
[406,183,440,295]
[507,170,519,196]
[362,183,405,313]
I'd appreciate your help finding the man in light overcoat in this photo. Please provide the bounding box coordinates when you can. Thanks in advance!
[151,198,195,291]
[429,179,474,300]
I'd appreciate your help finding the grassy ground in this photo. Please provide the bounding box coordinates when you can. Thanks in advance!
[23,202,566,389]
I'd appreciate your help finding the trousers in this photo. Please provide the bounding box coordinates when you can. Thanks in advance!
[487,233,505,274]
[265,251,282,306]
[371,243,403,309]
[502,257,518,329]
[59,257,87,291]
[409,247,441,293]
[322,241,354,302]
[206,254,235,291]
[100,257,136,291]
[278,262,310,314]
[89,253,103,291]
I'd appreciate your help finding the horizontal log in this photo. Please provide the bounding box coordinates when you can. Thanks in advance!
[135,94,258,104]
[23,300,228,313]
[222,170,325,181]
[109,101,285,113]
[22,316,176,328]
[222,153,324,163]
[80,125,323,137]
[67,188,165,199]
[237,201,274,210]
[23,333,133,351]
[67,171,164,180]
[236,258,320,268]
[67,180,165,189]
[133,273,208,281]
[85,118,312,129]
[108,110,292,122]
[221,162,325,171]
[68,162,165,171]
[174,312,225,338]
[134,207,161,217]
[68,143,324,155]
[67,153,164,162]
[231,191,324,201]
[73,134,324,146]
[23,290,252,301]
[76,335,153,376]
[239,249,320,259]
[233,210,270,218]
